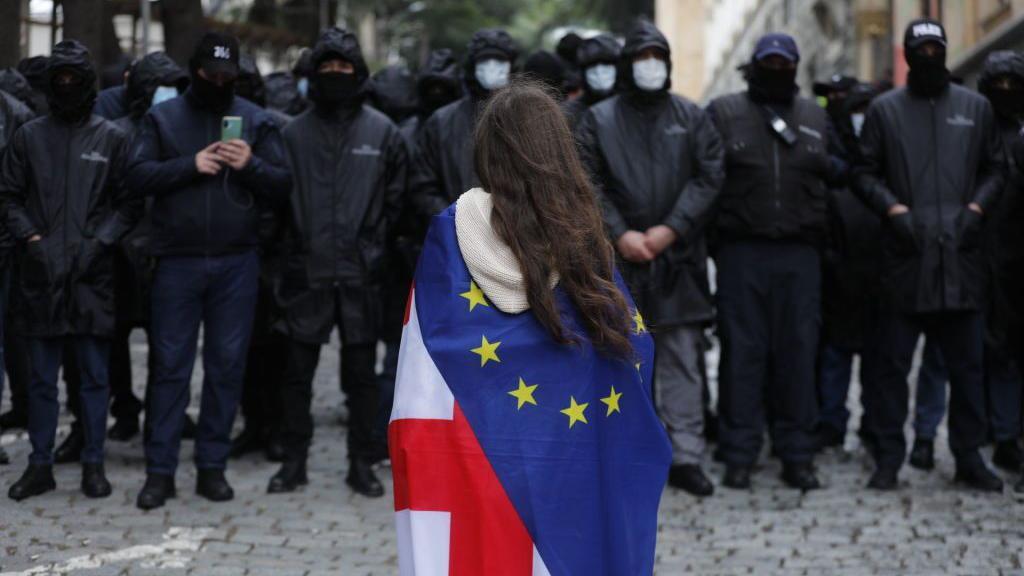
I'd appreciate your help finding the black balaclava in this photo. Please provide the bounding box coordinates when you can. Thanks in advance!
[46,41,97,124]
[904,18,950,98]
[748,63,798,104]
[417,49,462,116]
[188,31,241,112]
[979,51,1024,122]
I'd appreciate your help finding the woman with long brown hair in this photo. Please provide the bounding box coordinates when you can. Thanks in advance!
[389,79,670,575]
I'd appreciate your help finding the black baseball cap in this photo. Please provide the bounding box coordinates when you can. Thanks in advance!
[753,33,800,63]
[192,31,240,77]
[904,18,947,51]
[813,74,858,97]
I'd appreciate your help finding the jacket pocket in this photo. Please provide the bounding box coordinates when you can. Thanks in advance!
[20,241,51,291]
[885,212,920,257]
[77,238,114,283]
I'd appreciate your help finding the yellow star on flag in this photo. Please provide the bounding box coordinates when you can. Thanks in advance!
[508,378,538,410]
[460,281,490,311]
[560,396,589,428]
[601,386,622,416]
[632,310,647,334]
[471,335,501,367]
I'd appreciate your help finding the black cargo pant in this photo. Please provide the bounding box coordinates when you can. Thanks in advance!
[716,241,820,466]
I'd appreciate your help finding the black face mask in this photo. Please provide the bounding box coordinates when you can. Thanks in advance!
[311,72,361,110]
[421,83,458,114]
[749,63,797,103]
[987,87,1024,120]
[906,50,949,97]
[191,71,235,112]
[49,76,96,123]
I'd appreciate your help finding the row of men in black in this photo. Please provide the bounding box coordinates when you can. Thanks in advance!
[1,15,1022,507]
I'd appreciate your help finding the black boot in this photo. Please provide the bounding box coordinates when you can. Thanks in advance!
[8,464,56,501]
[107,418,140,442]
[182,414,197,440]
[781,462,821,491]
[54,423,84,464]
[229,427,266,458]
[867,466,900,490]
[267,460,308,494]
[81,462,112,498]
[0,409,27,431]
[264,437,286,463]
[136,473,176,510]
[992,440,1023,473]
[0,446,8,465]
[196,469,234,502]
[668,464,714,497]
[722,464,752,490]
[954,458,1003,493]
[346,458,384,498]
[907,438,934,471]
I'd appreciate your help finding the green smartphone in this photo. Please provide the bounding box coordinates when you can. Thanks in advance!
[221,116,243,142]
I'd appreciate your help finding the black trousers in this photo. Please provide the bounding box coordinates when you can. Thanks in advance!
[862,309,987,470]
[280,338,376,462]
[240,284,285,435]
[716,241,820,465]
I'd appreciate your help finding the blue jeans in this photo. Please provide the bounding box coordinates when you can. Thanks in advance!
[27,336,110,465]
[914,338,948,441]
[145,252,259,476]
[817,343,855,434]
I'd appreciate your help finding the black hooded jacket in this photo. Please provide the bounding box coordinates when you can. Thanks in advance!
[400,49,462,144]
[564,34,621,129]
[854,81,1006,313]
[410,29,518,221]
[0,69,39,117]
[369,66,418,125]
[125,60,292,257]
[16,56,49,116]
[123,52,189,123]
[277,27,407,339]
[0,41,142,337]
[577,21,725,327]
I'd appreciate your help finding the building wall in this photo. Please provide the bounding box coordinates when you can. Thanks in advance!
[655,0,708,100]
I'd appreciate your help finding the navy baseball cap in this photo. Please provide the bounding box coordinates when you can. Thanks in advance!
[753,33,800,63]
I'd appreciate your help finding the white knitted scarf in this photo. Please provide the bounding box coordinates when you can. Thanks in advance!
[455,188,558,314]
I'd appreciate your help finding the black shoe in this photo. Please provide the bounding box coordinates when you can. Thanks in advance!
[908,438,934,471]
[267,461,308,494]
[107,418,140,442]
[196,469,234,502]
[992,440,1023,473]
[346,458,384,498]
[265,437,286,463]
[0,409,28,431]
[668,464,714,497]
[136,473,176,510]
[8,464,56,501]
[81,462,112,498]
[229,427,265,458]
[867,466,899,490]
[814,426,844,452]
[722,465,752,490]
[781,462,821,491]
[0,447,8,465]
[954,460,1003,493]
[182,415,198,440]
[54,425,84,464]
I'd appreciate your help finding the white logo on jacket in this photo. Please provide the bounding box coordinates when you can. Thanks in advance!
[80,151,109,164]
[946,114,975,127]
[352,144,381,156]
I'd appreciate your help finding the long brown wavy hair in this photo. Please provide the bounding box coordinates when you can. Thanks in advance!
[473,79,633,357]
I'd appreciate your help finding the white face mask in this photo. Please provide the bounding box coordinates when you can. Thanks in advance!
[475,59,511,91]
[632,57,668,92]
[585,64,617,93]
[151,85,179,107]
[851,113,865,137]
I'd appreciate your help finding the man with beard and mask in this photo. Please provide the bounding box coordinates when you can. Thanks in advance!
[411,28,519,221]
[578,20,724,497]
[706,33,835,491]
[270,27,406,497]
[126,32,292,510]
[854,19,1006,492]
[16,56,50,116]
[564,33,620,129]
[0,40,142,501]
[229,53,289,463]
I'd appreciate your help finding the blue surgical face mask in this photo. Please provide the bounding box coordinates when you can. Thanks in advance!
[475,59,511,91]
[151,85,179,107]
[585,64,617,93]
[632,57,668,92]
[297,77,309,98]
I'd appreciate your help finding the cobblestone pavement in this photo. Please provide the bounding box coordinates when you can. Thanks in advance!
[1,334,1023,575]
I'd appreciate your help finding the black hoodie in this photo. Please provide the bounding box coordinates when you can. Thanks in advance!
[369,65,418,124]
[620,20,672,104]
[564,33,621,128]
[122,52,189,123]
[401,49,462,142]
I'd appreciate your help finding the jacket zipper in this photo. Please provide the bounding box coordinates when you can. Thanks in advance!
[773,139,781,212]
[930,99,946,307]
[63,124,72,325]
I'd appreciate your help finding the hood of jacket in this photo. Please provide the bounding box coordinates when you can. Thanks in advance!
[464,28,520,99]
[264,72,305,116]
[417,48,462,113]
[979,50,1024,95]
[236,54,267,107]
[126,51,188,118]
[620,20,672,98]
[0,68,37,113]
[311,27,370,85]
[369,65,418,123]
[578,34,621,68]
[46,40,97,119]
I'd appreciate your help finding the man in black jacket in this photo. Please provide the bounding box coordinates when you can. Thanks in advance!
[1,40,142,501]
[707,34,833,491]
[411,29,518,221]
[578,20,724,497]
[402,49,462,143]
[270,27,406,497]
[127,32,292,510]
[854,19,1006,492]
[564,34,620,130]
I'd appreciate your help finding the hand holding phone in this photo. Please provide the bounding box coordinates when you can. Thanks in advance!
[196,142,223,176]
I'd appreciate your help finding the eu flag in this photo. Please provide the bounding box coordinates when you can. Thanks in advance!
[390,205,672,575]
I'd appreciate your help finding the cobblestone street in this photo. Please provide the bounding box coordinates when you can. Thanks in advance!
[1,334,1023,575]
